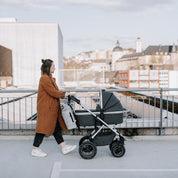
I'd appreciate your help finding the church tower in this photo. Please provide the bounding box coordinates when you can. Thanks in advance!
[136,37,142,53]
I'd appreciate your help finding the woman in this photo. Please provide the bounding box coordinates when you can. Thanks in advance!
[32,59,76,157]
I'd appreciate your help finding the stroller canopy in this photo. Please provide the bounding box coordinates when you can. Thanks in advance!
[101,90,123,112]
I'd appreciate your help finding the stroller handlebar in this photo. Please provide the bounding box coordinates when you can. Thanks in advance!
[68,95,80,104]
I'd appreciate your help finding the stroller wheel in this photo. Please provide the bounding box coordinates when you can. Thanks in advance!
[110,142,125,158]
[79,136,90,146]
[79,141,97,159]
[109,139,123,151]
[109,140,117,151]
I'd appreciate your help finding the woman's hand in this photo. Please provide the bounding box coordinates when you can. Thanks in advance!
[61,92,66,99]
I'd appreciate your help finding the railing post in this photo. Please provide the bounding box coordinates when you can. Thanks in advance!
[159,88,163,135]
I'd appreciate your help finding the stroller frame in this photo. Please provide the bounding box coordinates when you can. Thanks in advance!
[68,90,126,159]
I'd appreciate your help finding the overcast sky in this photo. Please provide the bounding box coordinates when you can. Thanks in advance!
[0,0,178,57]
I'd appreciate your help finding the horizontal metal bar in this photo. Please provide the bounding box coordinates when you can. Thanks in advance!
[0,93,37,106]
[106,88,178,92]
[1,88,178,93]
[0,90,38,93]
[75,111,128,116]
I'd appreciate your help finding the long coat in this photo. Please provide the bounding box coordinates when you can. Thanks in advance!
[35,74,67,135]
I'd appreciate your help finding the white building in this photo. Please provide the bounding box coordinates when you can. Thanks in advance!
[95,49,107,59]
[136,37,142,53]
[89,59,110,71]
[118,70,178,91]
[0,18,17,22]
[0,19,63,88]
[169,71,178,95]
[75,49,112,61]
[112,40,133,71]
[117,44,178,71]
[75,51,94,61]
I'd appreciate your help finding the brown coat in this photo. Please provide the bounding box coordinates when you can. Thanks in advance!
[35,74,67,135]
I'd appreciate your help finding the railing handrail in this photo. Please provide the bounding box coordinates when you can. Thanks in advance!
[1,87,178,135]
[1,88,178,93]
[0,89,38,93]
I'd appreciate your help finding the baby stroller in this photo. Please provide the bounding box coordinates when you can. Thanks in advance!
[68,90,126,159]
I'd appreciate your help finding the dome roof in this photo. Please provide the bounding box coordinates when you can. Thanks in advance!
[113,40,123,52]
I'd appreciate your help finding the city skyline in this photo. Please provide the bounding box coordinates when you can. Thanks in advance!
[0,0,178,57]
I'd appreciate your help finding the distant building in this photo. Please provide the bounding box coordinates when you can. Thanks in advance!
[115,44,178,71]
[75,49,113,61]
[112,40,135,71]
[76,51,94,61]
[95,49,112,60]
[0,19,63,88]
[0,18,16,22]
[118,70,171,89]
[88,59,111,71]
[136,37,142,53]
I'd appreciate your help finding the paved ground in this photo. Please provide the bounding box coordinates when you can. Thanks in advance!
[0,135,178,178]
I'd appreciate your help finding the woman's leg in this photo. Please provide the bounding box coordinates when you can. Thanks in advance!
[33,133,45,148]
[32,133,47,157]
[53,120,76,154]
[53,120,65,147]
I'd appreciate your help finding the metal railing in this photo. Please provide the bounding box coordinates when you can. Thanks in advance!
[0,88,178,135]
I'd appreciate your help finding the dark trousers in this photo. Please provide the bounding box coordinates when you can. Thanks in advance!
[33,120,64,147]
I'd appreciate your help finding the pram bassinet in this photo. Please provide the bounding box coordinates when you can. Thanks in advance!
[74,90,124,127]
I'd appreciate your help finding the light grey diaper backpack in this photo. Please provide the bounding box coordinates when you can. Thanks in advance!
[61,103,77,130]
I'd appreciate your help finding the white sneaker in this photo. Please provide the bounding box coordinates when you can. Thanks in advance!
[62,145,76,155]
[31,148,47,157]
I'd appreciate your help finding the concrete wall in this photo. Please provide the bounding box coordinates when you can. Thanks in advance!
[0,22,63,88]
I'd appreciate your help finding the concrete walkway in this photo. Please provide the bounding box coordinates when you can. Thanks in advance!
[0,135,178,178]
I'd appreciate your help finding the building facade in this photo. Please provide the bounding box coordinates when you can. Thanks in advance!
[0,20,63,88]
[136,37,142,53]
[118,70,177,89]
[115,45,178,71]
[112,40,135,71]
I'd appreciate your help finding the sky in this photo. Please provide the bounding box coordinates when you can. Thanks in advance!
[0,0,178,57]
